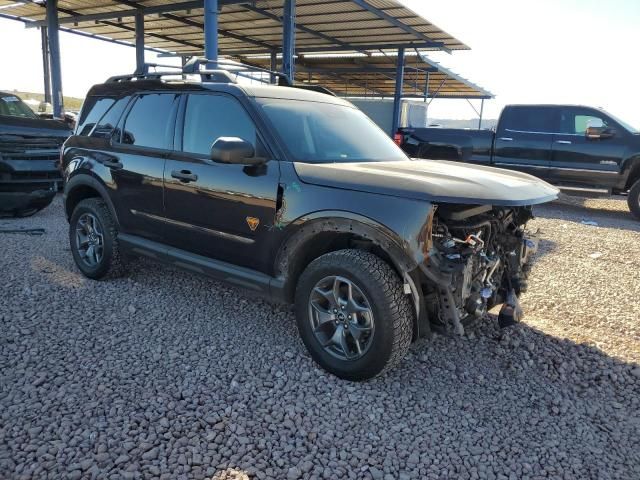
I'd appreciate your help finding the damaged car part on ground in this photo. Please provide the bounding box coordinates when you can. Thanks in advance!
[61,58,559,380]
[0,92,70,217]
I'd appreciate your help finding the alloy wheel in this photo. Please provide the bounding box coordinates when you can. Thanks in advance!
[308,275,375,361]
[75,212,104,267]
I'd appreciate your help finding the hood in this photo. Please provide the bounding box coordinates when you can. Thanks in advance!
[0,115,71,142]
[294,159,559,206]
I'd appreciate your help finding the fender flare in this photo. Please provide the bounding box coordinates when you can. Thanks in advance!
[275,211,418,279]
[63,173,119,227]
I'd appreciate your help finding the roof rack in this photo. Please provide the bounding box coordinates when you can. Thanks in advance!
[104,56,337,96]
[106,57,288,85]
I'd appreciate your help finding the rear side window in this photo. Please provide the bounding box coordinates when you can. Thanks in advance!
[182,94,256,155]
[90,96,131,139]
[120,93,179,149]
[76,97,115,136]
[501,107,557,133]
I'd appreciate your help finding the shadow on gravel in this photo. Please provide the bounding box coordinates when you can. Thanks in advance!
[531,237,556,263]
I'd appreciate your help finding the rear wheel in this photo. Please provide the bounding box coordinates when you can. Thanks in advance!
[69,198,125,279]
[295,249,413,381]
[628,179,640,220]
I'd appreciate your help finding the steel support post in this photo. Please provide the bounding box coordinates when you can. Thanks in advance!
[282,0,296,82]
[424,71,429,104]
[204,0,219,64]
[135,11,145,72]
[391,47,405,136]
[478,99,485,129]
[40,26,51,104]
[46,0,63,118]
[270,50,277,83]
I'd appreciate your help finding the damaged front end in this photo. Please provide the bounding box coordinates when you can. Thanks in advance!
[419,204,539,334]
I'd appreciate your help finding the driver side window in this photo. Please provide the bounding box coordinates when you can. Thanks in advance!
[574,114,607,134]
[560,109,610,134]
[182,94,257,155]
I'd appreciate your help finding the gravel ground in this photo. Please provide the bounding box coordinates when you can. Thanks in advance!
[1,195,639,480]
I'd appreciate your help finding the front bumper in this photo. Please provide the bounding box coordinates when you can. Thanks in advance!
[0,158,62,213]
[0,188,56,212]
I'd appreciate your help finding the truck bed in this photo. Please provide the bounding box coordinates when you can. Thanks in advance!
[399,127,494,165]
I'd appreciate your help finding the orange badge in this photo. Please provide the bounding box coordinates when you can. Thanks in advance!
[246,217,260,231]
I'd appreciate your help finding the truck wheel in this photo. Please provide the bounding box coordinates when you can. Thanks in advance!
[295,249,413,381]
[69,198,125,280]
[628,179,640,220]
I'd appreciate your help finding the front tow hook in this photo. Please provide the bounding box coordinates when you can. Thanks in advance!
[498,288,523,328]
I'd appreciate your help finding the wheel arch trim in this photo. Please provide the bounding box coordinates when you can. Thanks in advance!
[275,211,418,280]
[64,173,119,227]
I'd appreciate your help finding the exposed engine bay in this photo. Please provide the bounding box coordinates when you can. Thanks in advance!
[421,204,539,334]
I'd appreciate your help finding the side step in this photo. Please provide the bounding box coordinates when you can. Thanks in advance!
[558,186,611,197]
[118,234,286,302]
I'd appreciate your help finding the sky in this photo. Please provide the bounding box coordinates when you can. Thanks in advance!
[0,0,639,126]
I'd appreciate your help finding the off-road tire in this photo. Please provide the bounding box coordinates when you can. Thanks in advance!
[69,197,125,280]
[295,249,413,381]
[628,179,640,220]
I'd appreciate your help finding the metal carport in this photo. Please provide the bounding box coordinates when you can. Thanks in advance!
[0,0,490,134]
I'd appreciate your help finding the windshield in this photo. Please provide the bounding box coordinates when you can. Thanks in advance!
[257,98,408,163]
[0,94,38,119]
[605,110,639,134]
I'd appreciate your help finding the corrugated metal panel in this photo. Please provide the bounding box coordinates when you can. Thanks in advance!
[0,0,469,54]
[241,52,492,99]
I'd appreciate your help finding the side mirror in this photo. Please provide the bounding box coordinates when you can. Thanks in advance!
[586,126,615,140]
[210,137,263,165]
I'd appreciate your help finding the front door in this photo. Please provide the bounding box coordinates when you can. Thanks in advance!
[163,92,280,274]
[493,106,557,180]
[550,107,626,188]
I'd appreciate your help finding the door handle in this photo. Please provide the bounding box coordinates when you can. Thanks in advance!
[498,137,513,141]
[102,160,123,170]
[555,140,572,145]
[171,170,198,183]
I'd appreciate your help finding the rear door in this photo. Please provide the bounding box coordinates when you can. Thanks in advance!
[493,106,557,179]
[107,92,180,241]
[550,107,626,188]
[162,92,280,273]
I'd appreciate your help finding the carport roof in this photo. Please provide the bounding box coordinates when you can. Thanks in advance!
[240,52,494,99]
[0,0,469,56]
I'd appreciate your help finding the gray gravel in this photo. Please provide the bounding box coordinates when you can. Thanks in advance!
[1,195,639,480]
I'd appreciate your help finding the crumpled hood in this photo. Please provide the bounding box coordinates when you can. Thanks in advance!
[294,159,559,206]
[0,115,71,142]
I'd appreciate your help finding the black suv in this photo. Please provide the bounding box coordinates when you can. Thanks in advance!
[62,60,558,380]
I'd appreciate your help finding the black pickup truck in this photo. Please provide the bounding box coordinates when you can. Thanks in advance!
[398,104,640,219]
[0,92,71,216]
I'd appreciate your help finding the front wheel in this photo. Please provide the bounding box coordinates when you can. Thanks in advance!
[628,179,640,220]
[295,250,413,381]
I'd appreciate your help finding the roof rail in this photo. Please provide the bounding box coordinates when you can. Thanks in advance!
[104,56,337,96]
[183,57,293,86]
[105,60,238,84]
